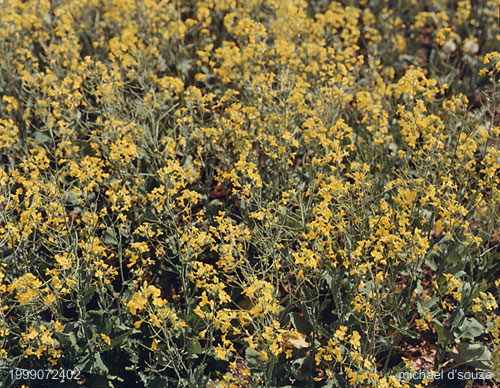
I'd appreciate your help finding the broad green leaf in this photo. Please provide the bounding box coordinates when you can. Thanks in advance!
[433,320,455,347]
[187,337,203,355]
[450,342,492,369]
[291,311,313,335]
[455,318,484,340]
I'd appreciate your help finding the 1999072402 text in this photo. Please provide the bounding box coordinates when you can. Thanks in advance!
[8,368,81,381]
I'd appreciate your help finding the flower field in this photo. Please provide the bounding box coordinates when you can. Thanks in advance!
[0,0,499,387]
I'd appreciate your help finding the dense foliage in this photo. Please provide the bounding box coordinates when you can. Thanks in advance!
[0,0,499,387]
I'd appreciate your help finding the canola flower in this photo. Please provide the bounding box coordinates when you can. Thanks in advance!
[0,0,499,387]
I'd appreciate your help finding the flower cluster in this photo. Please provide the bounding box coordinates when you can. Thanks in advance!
[0,0,499,387]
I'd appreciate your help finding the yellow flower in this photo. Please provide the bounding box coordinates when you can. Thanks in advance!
[349,331,361,348]
[100,333,111,345]
[53,321,63,333]
[215,346,227,359]
[22,326,38,341]
[40,326,55,346]
[2,96,18,112]
[127,292,148,315]
[7,273,42,304]
[334,326,347,341]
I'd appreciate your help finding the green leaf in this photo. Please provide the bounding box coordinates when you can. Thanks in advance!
[290,355,313,381]
[147,375,169,388]
[455,318,484,340]
[82,286,97,305]
[177,59,192,77]
[78,374,110,388]
[187,337,203,356]
[445,250,463,264]
[404,329,419,339]
[433,320,455,347]
[102,330,134,352]
[81,352,109,376]
[450,342,491,369]
[64,190,80,206]
[323,373,350,388]
[33,131,51,145]
[450,307,465,328]
[103,229,118,245]
[291,311,313,336]
[245,348,263,368]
